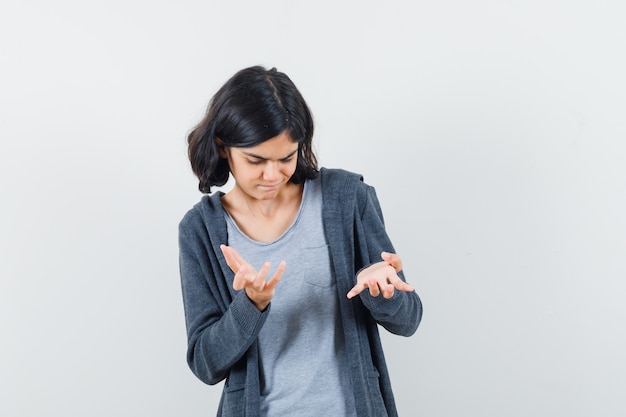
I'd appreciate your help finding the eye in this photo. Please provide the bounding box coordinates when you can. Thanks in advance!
[280,157,294,163]
[247,159,263,165]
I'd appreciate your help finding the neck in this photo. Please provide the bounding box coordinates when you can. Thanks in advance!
[227,182,303,218]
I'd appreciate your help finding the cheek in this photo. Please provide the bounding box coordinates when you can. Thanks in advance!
[229,160,252,180]
[284,161,298,175]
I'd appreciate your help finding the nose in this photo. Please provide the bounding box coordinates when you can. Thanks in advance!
[263,161,280,181]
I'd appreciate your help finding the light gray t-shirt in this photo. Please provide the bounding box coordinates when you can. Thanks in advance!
[225,177,357,417]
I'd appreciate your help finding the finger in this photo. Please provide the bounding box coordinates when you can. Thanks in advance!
[395,281,415,292]
[382,283,395,299]
[232,265,248,291]
[228,247,247,266]
[253,262,272,290]
[222,245,258,279]
[347,281,368,299]
[220,245,241,272]
[389,274,415,292]
[368,278,381,297]
[381,252,403,272]
[265,261,286,290]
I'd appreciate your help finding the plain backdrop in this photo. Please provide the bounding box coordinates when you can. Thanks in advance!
[1,1,625,416]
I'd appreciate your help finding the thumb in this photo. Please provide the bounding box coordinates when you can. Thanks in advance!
[381,251,403,272]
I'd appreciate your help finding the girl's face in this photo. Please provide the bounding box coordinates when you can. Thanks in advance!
[222,131,299,201]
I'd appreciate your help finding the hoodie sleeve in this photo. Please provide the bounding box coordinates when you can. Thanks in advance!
[178,210,268,385]
[354,183,423,336]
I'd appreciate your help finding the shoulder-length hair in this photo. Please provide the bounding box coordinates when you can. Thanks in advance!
[187,66,318,194]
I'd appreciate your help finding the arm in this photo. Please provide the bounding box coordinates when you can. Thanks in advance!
[179,224,267,385]
[350,184,423,336]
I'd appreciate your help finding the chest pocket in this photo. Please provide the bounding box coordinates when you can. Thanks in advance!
[302,244,335,287]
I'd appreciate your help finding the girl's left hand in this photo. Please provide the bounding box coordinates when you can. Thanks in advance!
[347,252,414,299]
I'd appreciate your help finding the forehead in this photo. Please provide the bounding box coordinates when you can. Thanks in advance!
[238,131,298,158]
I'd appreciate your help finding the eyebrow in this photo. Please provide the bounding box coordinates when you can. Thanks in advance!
[241,149,298,161]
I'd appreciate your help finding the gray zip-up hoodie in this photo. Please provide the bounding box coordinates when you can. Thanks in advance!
[179,168,423,416]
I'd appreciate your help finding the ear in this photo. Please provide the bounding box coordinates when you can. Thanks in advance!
[216,137,228,158]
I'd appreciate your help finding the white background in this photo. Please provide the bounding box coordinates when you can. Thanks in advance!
[1,0,625,416]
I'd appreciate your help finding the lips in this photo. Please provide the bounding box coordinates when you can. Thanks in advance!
[259,183,281,190]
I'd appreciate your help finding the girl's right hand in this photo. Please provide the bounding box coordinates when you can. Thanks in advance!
[220,244,285,311]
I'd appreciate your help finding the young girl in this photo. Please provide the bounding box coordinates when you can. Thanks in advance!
[179,66,423,417]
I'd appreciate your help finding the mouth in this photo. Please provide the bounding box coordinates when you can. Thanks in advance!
[258,183,281,190]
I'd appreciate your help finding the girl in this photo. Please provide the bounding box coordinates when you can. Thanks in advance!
[179,66,422,416]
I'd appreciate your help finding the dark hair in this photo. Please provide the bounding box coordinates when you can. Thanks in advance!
[187,66,318,193]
